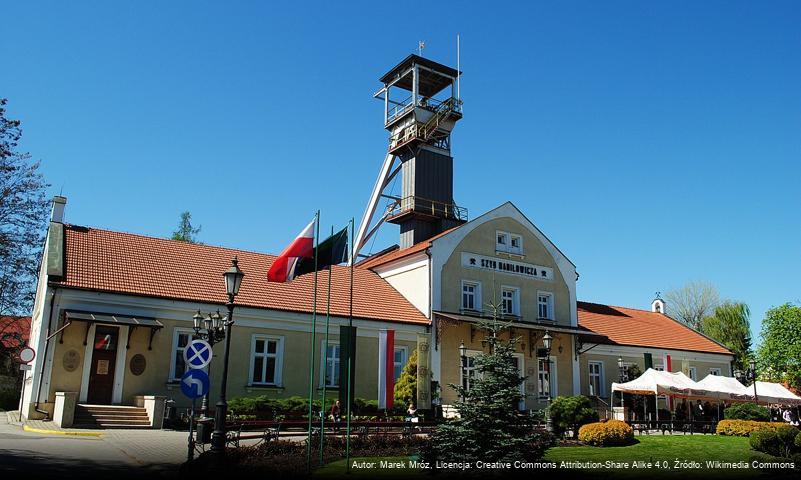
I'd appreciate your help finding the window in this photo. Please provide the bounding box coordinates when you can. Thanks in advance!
[538,358,555,399]
[537,292,554,320]
[511,354,525,410]
[170,329,194,381]
[496,231,509,250]
[709,367,722,376]
[250,335,283,386]
[501,287,519,316]
[510,234,523,254]
[460,352,479,391]
[393,346,408,381]
[589,361,604,397]
[321,342,341,387]
[461,281,480,311]
[688,366,697,381]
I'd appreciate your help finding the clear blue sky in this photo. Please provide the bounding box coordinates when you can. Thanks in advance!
[3,1,800,342]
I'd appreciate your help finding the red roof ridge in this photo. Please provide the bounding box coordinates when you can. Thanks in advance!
[358,226,461,270]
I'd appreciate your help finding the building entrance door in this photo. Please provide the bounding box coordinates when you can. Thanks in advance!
[87,326,118,404]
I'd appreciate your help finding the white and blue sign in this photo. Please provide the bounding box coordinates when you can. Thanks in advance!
[180,369,210,399]
[183,339,212,370]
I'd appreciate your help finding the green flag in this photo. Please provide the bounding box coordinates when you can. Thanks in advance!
[296,226,348,275]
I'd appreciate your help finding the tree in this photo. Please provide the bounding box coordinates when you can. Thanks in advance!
[549,395,599,438]
[0,98,49,316]
[701,301,752,370]
[422,313,553,465]
[664,281,720,330]
[170,211,201,243]
[394,349,417,407]
[757,303,801,390]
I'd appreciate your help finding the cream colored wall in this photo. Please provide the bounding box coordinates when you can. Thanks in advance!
[380,262,430,316]
[49,317,419,409]
[438,322,575,410]
[439,217,571,326]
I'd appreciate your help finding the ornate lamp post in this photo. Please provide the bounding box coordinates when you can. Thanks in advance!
[192,310,225,417]
[542,331,553,431]
[734,359,759,405]
[617,356,625,410]
[210,257,244,455]
[459,341,468,402]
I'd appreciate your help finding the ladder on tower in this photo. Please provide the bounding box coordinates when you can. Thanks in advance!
[420,97,462,141]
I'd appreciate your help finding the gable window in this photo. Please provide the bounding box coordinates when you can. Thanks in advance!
[170,328,194,381]
[588,361,604,397]
[496,231,509,251]
[393,346,408,381]
[509,234,523,254]
[461,281,480,311]
[709,367,721,376]
[501,287,519,316]
[538,292,554,320]
[250,335,284,386]
[320,342,341,387]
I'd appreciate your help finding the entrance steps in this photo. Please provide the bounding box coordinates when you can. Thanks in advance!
[74,404,152,429]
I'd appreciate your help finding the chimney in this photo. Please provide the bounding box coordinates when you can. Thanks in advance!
[51,196,67,223]
[651,295,665,314]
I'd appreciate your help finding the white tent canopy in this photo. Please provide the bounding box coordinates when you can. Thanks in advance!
[749,381,801,405]
[696,374,754,402]
[611,368,712,399]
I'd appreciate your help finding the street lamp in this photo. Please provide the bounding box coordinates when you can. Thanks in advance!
[192,309,226,418]
[735,360,759,405]
[210,257,244,455]
[617,356,625,381]
[542,331,553,431]
[459,341,468,401]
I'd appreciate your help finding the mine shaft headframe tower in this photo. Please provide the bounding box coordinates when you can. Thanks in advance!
[353,54,466,260]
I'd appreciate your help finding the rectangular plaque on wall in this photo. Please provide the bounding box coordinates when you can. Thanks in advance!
[97,359,109,375]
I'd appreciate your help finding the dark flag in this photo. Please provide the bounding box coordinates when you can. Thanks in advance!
[339,325,357,410]
[296,226,348,275]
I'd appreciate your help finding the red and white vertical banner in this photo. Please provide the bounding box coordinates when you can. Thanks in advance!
[377,329,395,410]
[664,354,673,409]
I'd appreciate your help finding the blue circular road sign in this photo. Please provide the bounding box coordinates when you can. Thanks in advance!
[183,339,212,369]
[180,369,210,399]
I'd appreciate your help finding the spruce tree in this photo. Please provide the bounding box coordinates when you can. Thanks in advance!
[424,311,553,465]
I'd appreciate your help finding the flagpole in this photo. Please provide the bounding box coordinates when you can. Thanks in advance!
[306,210,320,473]
[319,226,333,466]
[346,217,354,474]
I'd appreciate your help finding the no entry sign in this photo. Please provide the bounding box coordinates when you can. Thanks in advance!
[18,347,35,364]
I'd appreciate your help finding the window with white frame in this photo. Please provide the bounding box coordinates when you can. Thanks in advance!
[709,367,722,376]
[250,335,283,386]
[501,287,519,316]
[538,358,555,399]
[496,231,509,251]
[170,328,194,381]
[461,281,480,311]
[320,342,341,387]
[537,292,554,320]
[460,351,480,391]
[688,366,697,381]
[393,346,408,381]
[509,234,523,254]
[588,361,604,397]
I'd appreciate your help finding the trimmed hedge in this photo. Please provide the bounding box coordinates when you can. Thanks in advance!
[749,425,799,458]
[716,419,787,437]
[724,403,770,421]
[227,395,407,420]
[578,420,635,447]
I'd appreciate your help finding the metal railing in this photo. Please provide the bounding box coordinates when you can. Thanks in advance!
[385,195,468,222]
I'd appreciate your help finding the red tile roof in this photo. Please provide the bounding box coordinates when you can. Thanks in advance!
[0,316,31,348]
[357,227,460,270]
[577,301,732,355]
[53,225,428,325]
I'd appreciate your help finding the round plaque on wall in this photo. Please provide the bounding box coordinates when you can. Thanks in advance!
[63,350,81,372]
[130,354,146,376]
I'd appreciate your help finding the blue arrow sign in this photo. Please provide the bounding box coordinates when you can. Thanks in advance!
[180,369,210,399]
[183,339,212,369]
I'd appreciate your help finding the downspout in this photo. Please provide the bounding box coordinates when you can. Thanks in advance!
[34,286,58,418]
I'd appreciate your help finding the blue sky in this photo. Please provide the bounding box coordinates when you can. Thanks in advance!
[3,1,799,341]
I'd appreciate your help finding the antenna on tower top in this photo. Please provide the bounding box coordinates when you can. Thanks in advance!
[457,34,461,100]
[418,41,425,56]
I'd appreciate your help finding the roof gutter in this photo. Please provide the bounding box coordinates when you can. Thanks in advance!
[34,286,57,419]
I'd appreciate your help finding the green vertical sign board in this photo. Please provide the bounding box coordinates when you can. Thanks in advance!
[644,353,653,370]
[339,325,357,408]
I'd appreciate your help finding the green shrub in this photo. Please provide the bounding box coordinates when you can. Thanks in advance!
[795,430,801,450]
[749,425,799,457]
[549,395,599,438]
[226,395,402,420]
[578,420,635,447]
[775,425,800,457]
[716,419,787,436]
[724,403,770,421]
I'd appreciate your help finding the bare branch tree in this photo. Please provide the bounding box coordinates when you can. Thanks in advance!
[664,281,720,330]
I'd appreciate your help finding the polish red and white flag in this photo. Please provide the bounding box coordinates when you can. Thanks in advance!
[378,329,395,410]
[267,218,315,283]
